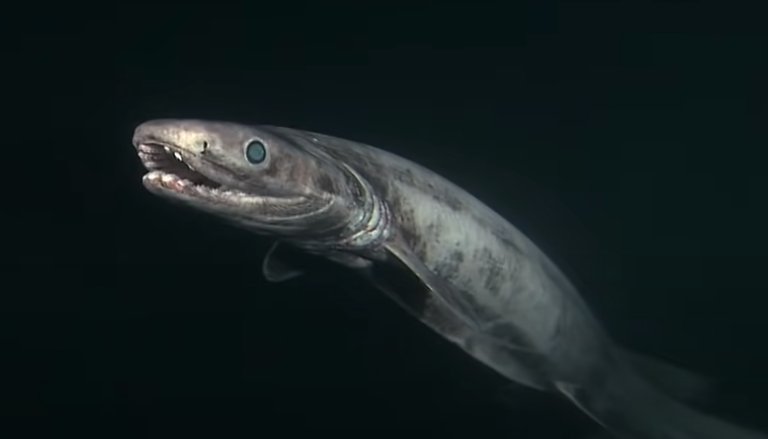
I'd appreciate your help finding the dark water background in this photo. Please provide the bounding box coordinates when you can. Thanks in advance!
[3,2,767,438]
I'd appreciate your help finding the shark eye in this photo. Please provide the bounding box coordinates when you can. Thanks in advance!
[245,140,267,164]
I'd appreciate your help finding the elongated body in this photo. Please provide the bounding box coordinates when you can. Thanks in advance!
[133,119,765,439]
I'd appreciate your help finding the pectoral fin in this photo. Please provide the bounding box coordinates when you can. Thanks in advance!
[380,242,548,391]
[381,242,478,330]
[262,242,305,282]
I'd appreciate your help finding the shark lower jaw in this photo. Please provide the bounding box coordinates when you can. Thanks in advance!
[141,170,251,202]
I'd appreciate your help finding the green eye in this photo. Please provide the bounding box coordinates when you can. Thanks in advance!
[245,140,267,164]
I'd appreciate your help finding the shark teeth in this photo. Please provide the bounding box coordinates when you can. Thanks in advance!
[138,143,223,192]
[168,148,198,172]
[144,169,241,197]
[138,144,160,154]
[138,143,206,179]
[145,170,195,192]
[138,143,194,171]
[166,148,190,169]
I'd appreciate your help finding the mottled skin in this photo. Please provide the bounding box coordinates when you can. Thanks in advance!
[273,127,611,384]
[133,119,766,439]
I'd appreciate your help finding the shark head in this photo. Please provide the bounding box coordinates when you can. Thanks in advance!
[132,119,388,245]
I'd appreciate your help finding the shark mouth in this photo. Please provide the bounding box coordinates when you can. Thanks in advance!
[134,142,280,205]
[136,142,221,193]
[134,139,329,222]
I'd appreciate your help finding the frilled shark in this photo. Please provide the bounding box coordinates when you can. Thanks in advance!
[132,119,766,439]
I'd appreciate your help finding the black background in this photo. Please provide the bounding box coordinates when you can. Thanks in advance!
[4,2,768,438]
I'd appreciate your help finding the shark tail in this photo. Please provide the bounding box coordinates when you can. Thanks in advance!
[556,358,767,439]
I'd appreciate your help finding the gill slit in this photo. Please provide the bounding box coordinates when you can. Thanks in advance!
[337,163,392,250]
[299,163,391,254]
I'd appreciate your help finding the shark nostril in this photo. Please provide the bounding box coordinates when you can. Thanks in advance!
[201,141,209,154]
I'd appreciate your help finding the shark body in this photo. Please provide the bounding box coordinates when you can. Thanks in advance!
[133,119,766,439]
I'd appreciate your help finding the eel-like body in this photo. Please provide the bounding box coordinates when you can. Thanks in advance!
[132,119,766,439]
